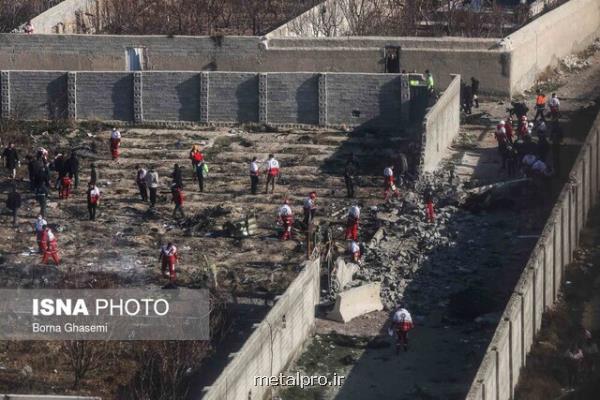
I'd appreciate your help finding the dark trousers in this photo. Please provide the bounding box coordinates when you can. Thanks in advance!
[149,187,157,207]
[38,198,47,217]
[250,175,259,194]
[344,175,355,198]
[138,182,148,201]
[69,172,79,189]
[196,170,204,192]
[534,106,546,121]
[88,204,97,220]
[303,209,316,226]
[396,330,409,353]
[10,208,17,225]
[173,204,185,218]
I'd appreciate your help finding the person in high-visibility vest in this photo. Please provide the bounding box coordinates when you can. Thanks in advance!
[425,70,434,92]
[534,91,546,121]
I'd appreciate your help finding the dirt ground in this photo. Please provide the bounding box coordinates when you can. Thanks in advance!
[0,118,414,396]
[277,45,600,400]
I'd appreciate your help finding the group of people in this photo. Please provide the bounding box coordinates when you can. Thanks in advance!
[494,91,563,180]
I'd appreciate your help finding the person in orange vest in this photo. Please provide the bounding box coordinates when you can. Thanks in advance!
[303,191,317,227]
[277,199,294,240]
[171,184,185,219]
[110,128,121,160]
[383,166,400,201]
[40,224,60,266]
[534,90,546,121]
[265,154,280,194]
[86,182,100,221]
[159,242,178,282]
[345,205,360,241]
[58,175,72,199]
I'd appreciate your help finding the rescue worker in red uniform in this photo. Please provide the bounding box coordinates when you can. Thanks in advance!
[159,242,178,282]
[303,192,317,227]
[34,215,47,253]
[383,166,399,201]
[345,205,360,241]
[390,305,414,354]
[424,185,435,223]
[277,200,294,240]
[110,128,121,160]
[505,117,514,144]
[518,116,529,139]
[59,175,72,199]
[171,184,185,219]
[348,240,362,264]
[40,224,60,265]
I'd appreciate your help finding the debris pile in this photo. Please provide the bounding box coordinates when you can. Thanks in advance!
[561,54,592,72]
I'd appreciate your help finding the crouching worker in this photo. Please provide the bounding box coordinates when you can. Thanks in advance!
[277,199,294,240]
[348,240,362,264]
[40,224,60,266]
[159,242,178,282]
[390,304,414,354]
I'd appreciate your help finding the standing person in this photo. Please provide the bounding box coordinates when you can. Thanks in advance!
[277,199,294,240]
[86,183,100,221]
[110,128,121,160]
[390,305,414,354]
[52,153,67,189]
[159,242,178,282]
[171,163,184,189]
[195,160,205,192]
[34,215,47,252]
[2,143,19,179]
[171,184,185,219]
[249,157,259,195]
[423,185,435,223]
[135,165,148,202]
[495,120,509,169]
[383,166,399,201]
[395,153,409,188]
[518,115,529,139]
[505,117,514,144]
[58,175,72,199]
[89,163,98,186]
[6,185,21,226]
[534,90,546,121]
[549,93,560,120]
[425,70,434,93]
[189,145,203,177]
[35,184,48,217]
[471,77,480,108]
[303,192,317,227]
[463,84,473,115]
[145,166,159,208]
[40,224,60,266]
[265,154,280,194]
[65,152,79,189]
[345,205,360,241]
[344,153,359,198]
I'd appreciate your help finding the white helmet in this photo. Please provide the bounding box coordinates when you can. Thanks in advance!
[499,120,505,125]
[528,122,534,128]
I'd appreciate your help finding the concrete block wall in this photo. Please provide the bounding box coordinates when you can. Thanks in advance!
[418,75,461,174]
[509,0,600,94]
[0,70,408,130]
[465,110,600,400]
[202,257,320,400]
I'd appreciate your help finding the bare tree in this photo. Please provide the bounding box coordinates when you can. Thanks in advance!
[62,340,107,389]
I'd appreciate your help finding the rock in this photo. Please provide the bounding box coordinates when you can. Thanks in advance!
[20,364,33,378]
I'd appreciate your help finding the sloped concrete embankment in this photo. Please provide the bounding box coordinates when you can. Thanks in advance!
[465,110,600,400]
